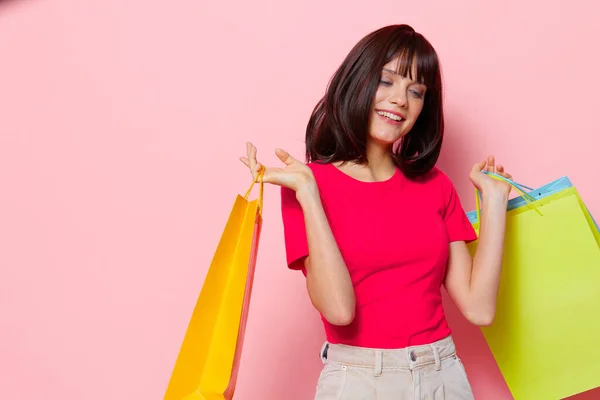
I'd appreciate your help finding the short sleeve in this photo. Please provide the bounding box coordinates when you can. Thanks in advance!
[441,176,478,243]
[280,186,308,270]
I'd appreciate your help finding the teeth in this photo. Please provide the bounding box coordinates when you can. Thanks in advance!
[377,111,403,121]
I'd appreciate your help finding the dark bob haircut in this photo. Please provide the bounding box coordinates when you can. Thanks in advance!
[305,24,443,179]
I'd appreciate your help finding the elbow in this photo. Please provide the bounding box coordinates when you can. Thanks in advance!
[324,307,355,326]
[320,296,356,326]
[307,274,356,326]
[310,295,355,326]
[465,309,495,327]
[467,312,494,326]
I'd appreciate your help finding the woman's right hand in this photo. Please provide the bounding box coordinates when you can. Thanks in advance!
[242,142,355,325]
[240,142,316,194]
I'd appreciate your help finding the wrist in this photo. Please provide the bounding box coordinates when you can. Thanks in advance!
[296,179,320,206]
[480,189,509,205]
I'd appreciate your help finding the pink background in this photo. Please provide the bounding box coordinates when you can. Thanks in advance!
[1,0,598,399]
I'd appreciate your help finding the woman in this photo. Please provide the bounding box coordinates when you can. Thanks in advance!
[240,24,511,399]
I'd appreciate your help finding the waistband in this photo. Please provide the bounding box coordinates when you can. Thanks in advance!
[320,335,457,372]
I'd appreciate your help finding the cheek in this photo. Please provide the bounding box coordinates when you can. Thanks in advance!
[409,100,425,119]
[373,87,388,105]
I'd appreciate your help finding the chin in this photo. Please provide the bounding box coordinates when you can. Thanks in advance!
[369,134,401,146]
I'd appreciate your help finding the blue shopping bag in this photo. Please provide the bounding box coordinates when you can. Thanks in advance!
[466,176,599,240]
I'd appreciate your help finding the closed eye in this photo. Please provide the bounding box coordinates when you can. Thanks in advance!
[379,80,393,86]
[410,89,424,99]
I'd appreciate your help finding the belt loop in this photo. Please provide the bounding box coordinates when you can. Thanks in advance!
[432,345,441,371]
[374,350,383,377]
[320,342,329,363]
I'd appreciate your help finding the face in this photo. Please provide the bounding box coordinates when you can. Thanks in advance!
[368,57,427,146]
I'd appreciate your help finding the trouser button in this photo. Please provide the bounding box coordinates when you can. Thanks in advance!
[409,350,417,362]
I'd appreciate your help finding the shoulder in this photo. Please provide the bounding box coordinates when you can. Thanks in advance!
[429,167,454,187]
[408,167,463,208]
[280,161,335,199]
[412,166,455,190]
[306,161,330,175]
[306,161,338,186]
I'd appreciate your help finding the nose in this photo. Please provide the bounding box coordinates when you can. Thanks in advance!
[388,88,408,108]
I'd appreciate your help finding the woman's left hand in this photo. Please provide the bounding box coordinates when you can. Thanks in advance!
[469,155,513,197]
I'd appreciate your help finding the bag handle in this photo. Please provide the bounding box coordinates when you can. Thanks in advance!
[243,166,265,215]
[474,172,543,231]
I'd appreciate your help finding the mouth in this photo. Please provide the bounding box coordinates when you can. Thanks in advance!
[376,110,405,124]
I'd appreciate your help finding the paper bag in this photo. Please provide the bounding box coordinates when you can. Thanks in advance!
[467,175,600,399]
[164,170,264,400]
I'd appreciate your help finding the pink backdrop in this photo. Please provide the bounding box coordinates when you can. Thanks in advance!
[1,1,599,399]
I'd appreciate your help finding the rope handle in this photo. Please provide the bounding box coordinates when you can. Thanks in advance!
[243,166,265,215]
[475,172,543,231]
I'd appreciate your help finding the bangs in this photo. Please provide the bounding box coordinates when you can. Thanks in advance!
[386,36,440,89]
[305,24,444,178]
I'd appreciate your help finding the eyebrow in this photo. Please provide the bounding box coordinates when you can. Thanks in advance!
[382,68,425,85]
[382,68,400,75]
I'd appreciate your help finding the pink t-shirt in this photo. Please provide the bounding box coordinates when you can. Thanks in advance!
[280,162,477,349]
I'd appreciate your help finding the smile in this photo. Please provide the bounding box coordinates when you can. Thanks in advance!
[376,110,404,123]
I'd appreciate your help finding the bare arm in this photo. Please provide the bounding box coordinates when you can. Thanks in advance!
[444,156,512,326]
[296,182,356,326]
[444,192,508,326]
[240,142,355,326]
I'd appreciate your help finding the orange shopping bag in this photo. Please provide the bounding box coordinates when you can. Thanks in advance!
[164,169,264,400]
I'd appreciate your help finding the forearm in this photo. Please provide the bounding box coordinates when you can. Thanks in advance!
[470,192,509,320]
[297,184,356,326]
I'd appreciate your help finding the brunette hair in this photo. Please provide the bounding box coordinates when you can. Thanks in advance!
[305,24,443,178]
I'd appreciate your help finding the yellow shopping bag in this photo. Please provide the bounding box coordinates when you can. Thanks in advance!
[164,169,265,400]
[466,175,600,399]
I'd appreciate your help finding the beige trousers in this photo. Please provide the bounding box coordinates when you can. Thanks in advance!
[314,335,475,400]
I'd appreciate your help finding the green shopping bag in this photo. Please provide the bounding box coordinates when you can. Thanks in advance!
[466,175,600,399]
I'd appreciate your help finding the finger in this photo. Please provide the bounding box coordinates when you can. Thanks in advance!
[496,164,512,179]
[247,143,258,175]
[486,155,495,173]
[252,148,261,175]
[497,165,505,176]
[275,148,296,166]
[240,157,250,167]
[246,143,252,168]
[471,160,486,174]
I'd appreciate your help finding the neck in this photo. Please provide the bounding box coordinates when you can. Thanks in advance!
[365,140,395,171]
[339,140,395,182]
